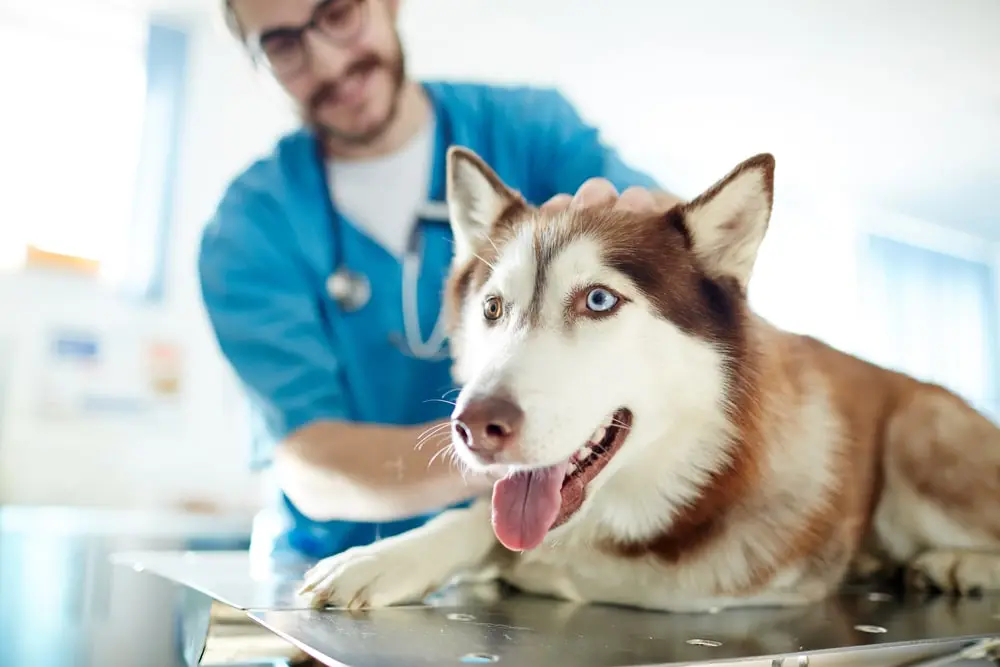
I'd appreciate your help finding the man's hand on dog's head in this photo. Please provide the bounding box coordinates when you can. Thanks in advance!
[540,178,684,215]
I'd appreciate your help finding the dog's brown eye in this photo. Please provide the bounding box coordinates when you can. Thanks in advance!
[483,296,504,321]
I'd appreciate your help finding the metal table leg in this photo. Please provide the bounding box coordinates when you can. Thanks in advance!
[177,586,213,667]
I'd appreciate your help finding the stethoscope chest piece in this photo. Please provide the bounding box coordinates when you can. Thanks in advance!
[323,199,450,357]
[326,267,371,313]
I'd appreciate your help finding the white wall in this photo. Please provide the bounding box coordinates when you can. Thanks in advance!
[398,0,1000,238]
[1,0,996,509]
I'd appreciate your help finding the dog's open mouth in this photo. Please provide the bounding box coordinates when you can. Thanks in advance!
[491,408,633,552]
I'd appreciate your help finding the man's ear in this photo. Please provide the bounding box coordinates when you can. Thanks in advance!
[446,146,520,266]
[679,153,775,290]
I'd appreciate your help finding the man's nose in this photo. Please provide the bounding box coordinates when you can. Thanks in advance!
[452,395,524,462]
[303,31,350,79]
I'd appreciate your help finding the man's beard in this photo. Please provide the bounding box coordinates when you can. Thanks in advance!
[304,34,406,147]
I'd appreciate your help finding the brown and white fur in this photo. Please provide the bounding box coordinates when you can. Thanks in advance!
[298,147,1000,612]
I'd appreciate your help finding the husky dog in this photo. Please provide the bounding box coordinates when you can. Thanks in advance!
[298,147,1000,612]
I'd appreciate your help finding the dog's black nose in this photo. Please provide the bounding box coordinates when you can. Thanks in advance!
[452,395,524,462]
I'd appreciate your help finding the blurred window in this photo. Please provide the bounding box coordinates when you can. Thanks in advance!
[858,234,999,421]
[0,0,189,300]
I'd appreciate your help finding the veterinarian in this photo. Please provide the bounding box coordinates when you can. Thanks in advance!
[199,0,680,566]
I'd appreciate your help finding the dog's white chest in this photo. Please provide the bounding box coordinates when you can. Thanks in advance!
[502,544,613,604]
[500,539,678,610]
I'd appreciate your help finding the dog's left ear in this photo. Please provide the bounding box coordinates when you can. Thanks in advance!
[680,153,775,290]
[446,146,520,266]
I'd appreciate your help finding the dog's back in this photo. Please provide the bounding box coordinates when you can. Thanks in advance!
[750,321,1000,593]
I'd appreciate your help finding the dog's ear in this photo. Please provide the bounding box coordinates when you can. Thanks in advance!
[446,146,519,265]
[679,153,775,290]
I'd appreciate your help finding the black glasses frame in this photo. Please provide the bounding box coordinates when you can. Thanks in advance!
[246,0,370,77]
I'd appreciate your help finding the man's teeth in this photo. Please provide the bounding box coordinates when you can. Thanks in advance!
[576,446,594,461]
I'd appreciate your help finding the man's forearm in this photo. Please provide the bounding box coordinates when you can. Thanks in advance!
[273,420,493,523]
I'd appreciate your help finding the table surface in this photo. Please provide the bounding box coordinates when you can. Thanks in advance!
[111,549,313,610]
[114,550,1000,667]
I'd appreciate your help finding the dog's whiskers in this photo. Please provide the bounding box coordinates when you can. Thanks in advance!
[484,235,501,255]
[416,429,452,450]
[420,436,451,458]
[472,252,495,270]
[417,421,451,438]
[416,423,452,450]
[423,398,457,407]
[445,448,471,480]
[427,441,454,468]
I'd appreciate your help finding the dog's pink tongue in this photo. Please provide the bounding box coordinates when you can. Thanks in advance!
[491,463,567,551]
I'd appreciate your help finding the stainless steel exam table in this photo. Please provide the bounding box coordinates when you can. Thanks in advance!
[112,550,1000,667]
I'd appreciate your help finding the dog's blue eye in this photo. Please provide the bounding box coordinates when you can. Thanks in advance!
[586,287,618,312]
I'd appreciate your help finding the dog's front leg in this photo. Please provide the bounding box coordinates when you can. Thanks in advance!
[297,497,498,609]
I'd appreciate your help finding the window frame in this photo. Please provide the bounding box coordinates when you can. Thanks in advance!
[123,20,191,303]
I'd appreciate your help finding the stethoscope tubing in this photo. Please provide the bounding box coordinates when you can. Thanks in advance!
[327,200,452,361]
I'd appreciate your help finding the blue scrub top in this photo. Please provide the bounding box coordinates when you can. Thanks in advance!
[198,81,660,560]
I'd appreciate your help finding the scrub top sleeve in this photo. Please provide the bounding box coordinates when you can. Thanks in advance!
[198,189,351,442]
[532,89,662,198]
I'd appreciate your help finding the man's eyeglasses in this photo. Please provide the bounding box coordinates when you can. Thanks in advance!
[247,0,369,78]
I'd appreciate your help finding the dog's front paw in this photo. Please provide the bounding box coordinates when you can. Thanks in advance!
[906,550,1000,596]
[297,543,438,609]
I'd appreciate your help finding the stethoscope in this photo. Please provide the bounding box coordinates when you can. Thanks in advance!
[325,200,452,362]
